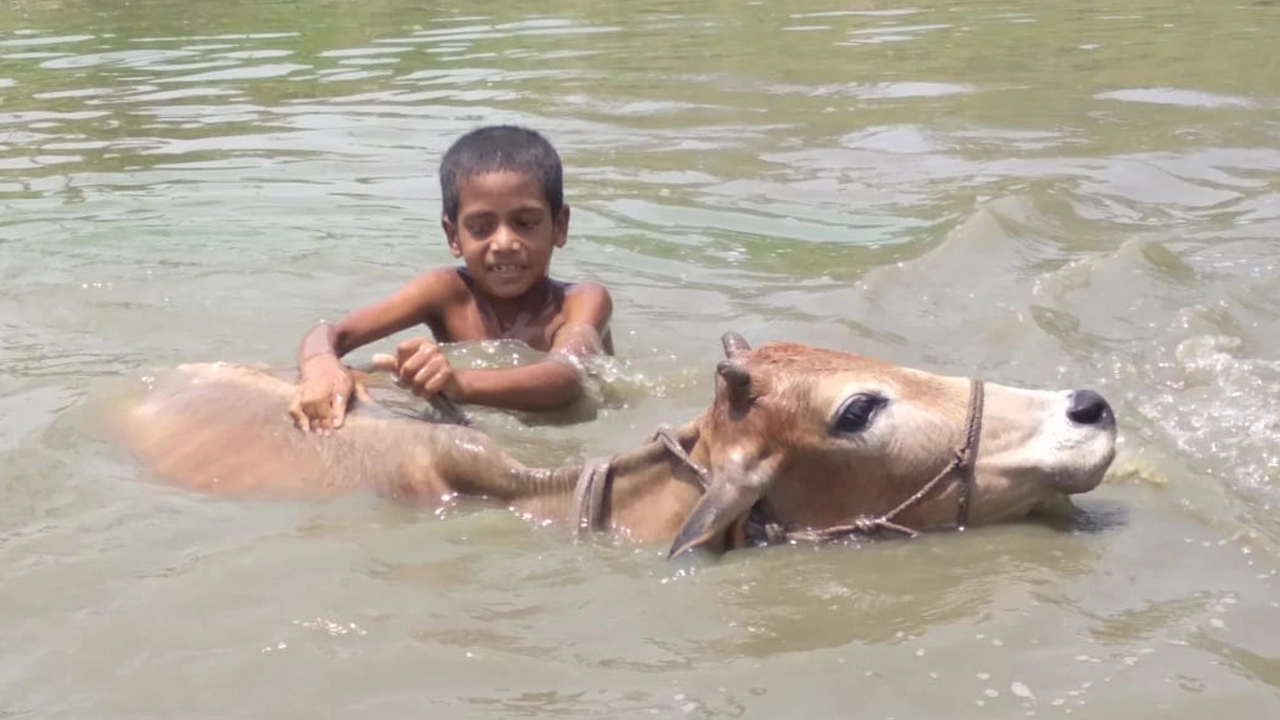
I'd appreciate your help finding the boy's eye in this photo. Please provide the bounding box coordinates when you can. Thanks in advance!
[466,221,494,237]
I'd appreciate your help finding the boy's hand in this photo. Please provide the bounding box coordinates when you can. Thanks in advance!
[371,337,462,401]
[290,356,355,434]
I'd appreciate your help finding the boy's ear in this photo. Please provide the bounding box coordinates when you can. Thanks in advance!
[442,215,463,258]
[553,204,570,248]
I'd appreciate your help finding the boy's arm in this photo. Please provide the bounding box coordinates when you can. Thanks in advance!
[450,282,613,412]
[296,267,459,368]
[290,268,458,432]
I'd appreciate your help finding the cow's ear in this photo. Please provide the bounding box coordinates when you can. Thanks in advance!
[668,454,776,560]
[668,480,760,559]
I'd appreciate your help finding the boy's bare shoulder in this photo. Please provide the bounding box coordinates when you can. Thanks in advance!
[547,280,614,356]
[560,280,612,305]
[407,266,472,302]
[555,280,613,325]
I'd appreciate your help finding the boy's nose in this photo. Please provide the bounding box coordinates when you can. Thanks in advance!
[490,223,522,251]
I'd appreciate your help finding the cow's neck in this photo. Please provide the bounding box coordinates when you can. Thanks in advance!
[436,420,708,544]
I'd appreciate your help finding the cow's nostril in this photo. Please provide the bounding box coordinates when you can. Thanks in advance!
[1067,389,1113,426]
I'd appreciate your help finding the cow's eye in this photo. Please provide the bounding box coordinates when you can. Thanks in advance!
[832,393,886,435]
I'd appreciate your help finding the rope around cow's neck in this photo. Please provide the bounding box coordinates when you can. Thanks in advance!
[572,426,708,538]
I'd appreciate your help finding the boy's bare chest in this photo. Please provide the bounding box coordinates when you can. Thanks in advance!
[436,300,561,352]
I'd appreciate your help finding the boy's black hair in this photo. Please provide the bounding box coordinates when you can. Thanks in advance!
[439,125,563,223]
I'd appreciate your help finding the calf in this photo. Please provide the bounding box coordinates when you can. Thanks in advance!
[111,333,1117,558]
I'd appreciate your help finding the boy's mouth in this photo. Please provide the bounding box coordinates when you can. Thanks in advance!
[489,263,525,274]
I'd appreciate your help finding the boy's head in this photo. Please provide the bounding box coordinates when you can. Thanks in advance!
[439,125,563,224]
[438,125,571,301]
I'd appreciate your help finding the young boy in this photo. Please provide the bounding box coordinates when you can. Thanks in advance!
[290,125,615,434]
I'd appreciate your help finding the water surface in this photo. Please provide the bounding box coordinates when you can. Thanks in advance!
[3,0,1280,716]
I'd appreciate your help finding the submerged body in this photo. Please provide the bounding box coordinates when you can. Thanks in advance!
[112,335,1118,556]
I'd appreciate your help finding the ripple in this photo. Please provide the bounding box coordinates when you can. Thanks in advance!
[124,87,241,102]
[841,23,952,45]
[767,81,976,99]
[857,81,975,98]
[318,70,396,83]
[792,9,920,18]
[41,49,198,70]
[1096,87,1257,109]
[154,63,311,83]
[218,49,295,60]
[0,33,95,49]
[32,87,114,100]
[318,47,412,59]
[841,125,938,154]
[133,32,300,42]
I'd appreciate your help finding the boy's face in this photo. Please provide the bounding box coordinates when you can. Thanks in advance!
[443,170,568,301]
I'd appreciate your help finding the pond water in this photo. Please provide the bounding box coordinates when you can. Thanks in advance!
[2,0,1279,716]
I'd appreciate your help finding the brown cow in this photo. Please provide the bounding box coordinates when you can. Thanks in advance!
[109,333,1117,558]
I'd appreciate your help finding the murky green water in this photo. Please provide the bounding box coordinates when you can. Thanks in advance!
[3,0,1280,716]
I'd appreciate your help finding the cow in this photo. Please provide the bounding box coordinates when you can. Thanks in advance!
[109,333,1117,558]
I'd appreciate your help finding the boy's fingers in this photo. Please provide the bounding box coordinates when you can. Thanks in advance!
[353,382,375,405]
[423,372,448,397]
[396,337,429,364]
[370,353,397,373]
[331,392,347,429]
[288,399,312,433]
[397,347,430,386]
[411,365,435,396]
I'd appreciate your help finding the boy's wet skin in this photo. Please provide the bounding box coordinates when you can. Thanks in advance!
[289,126,614,433]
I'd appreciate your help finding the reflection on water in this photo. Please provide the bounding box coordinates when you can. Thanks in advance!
[3,0,1280,717]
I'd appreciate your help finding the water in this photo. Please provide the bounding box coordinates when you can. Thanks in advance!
[3,0,1280,716]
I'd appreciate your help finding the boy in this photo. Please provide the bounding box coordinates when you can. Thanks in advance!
[290,125,615,434]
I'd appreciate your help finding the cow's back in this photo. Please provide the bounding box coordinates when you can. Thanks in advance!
[112,363,449,498]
